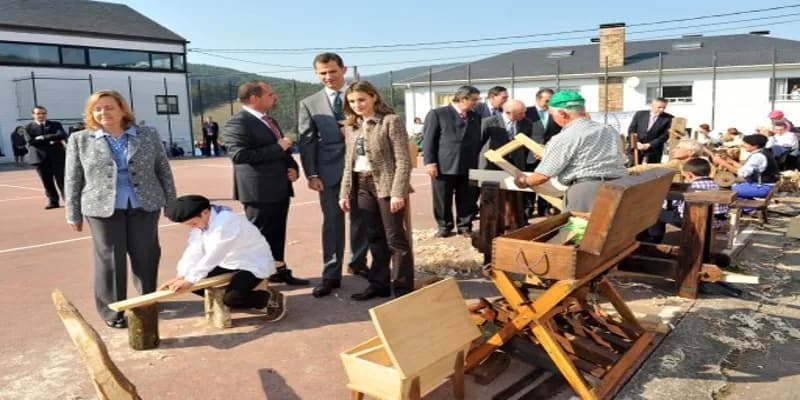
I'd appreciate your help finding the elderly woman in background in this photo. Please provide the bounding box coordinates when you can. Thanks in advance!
[628,138,706,178]
[339,81,413,301]
[65,90,176,328]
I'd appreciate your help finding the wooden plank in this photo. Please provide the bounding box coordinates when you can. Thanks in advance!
[109,272,235,312]
[513,133,546,156]
[682,190,736,205]
[485,150,524,177]
[51,290,141,400]
[617,255,679,279]
[368,278,481,377]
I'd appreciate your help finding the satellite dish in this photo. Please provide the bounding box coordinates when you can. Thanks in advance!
[626,76,640,88]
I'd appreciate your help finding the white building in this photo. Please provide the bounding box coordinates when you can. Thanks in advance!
[0,0,192,162]
[398,24,800,136]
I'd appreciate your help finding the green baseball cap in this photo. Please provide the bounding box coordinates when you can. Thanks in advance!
[549,90,585,109]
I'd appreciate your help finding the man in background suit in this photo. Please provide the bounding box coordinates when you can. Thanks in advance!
[423,86,482,237]
[298,52,369,298]
[24,105,67,209]
[628,97,674,164]
[223,81,309,286]
[202,116,220,156]
[524,88,562,217]
[479,99,532,170]
[475,86,508,119]
[480,100,532,225]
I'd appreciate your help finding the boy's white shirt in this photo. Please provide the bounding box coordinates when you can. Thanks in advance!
[176,206,276,283]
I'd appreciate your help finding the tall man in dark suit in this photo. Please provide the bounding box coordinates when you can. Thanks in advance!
[475,86,508,119]
[628,97,673,164]
[202,116,220,156]
[223,81,309,286]
[524,88,562,217]
[24,105,67,209]
[480,100,533,225]
[423,86,482,237]
[298,53,369,298]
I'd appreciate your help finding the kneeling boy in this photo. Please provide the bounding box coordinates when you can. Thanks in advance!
[159,195,286,321]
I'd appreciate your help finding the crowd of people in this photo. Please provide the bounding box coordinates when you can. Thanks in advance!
[13,50,799,330]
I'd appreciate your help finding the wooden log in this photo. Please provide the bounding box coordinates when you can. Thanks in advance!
[126,304,159,350]
[631,133,639,166]
[51,290,141,400]
[477,182,504,264]
[109,272,234,312]
[204,286,232,329]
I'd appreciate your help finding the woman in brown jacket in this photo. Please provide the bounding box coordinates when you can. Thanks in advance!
[339,81,413,300]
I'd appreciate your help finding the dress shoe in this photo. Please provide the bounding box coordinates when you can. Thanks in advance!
[268,267,309,285]
[393,288,413,298]
[458,229,473,238]
[434,230,453,238]
[44,203,59,210]
[312,279,341,298]
[105,317,127,329]
[350,286,391,301]
[347,265,370,280]
[259,289,287,322]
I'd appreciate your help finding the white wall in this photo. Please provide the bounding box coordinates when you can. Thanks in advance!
[0,66,192,163]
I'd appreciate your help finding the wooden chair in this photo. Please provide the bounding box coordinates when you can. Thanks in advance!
[52,290,141,400]
[341,279,480,400]
[467,169,676,400]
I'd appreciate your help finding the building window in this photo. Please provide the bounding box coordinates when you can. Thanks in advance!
[155,95,179,114]
[773,78,800,100]
[151,52,171,70]
[172,54,185,71]
[89,49,150,69]
[61,47,86,65]
[646,83,693,103]
[0,42,59,64]
[435,93,454,107]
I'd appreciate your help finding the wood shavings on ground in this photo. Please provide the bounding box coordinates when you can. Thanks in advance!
[707,311,800,351]
[412,228,483,277]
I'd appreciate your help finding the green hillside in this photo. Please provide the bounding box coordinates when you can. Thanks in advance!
[188,64,405,138]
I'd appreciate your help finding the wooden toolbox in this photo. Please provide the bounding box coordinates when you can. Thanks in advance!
[340,279,480,400]
[491,169,676,281]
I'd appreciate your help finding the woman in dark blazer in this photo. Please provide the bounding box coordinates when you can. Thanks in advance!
[339,81,413,300]
[65,90,176,328]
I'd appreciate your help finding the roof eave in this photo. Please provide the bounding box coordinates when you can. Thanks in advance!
[393,63,800,87]
[0,24,188,45]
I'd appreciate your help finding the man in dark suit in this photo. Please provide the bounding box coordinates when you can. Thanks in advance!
[480,100,532,225]
[24,105,67,209]
[202,116,220,156]
[628,97,673,164]
[298,52,369,298]
[223,81,308,286]
[479,99,532,170]
[524,88,562,217]
[423,86,482,237]
[475,86,508,119]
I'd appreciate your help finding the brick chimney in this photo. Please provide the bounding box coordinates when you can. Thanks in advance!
[598,23,625,112]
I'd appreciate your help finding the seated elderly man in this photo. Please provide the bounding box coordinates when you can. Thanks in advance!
[514,91,627,213]
[628,138,705,176]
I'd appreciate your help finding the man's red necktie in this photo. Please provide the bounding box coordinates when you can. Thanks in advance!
[261,115,283,140]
